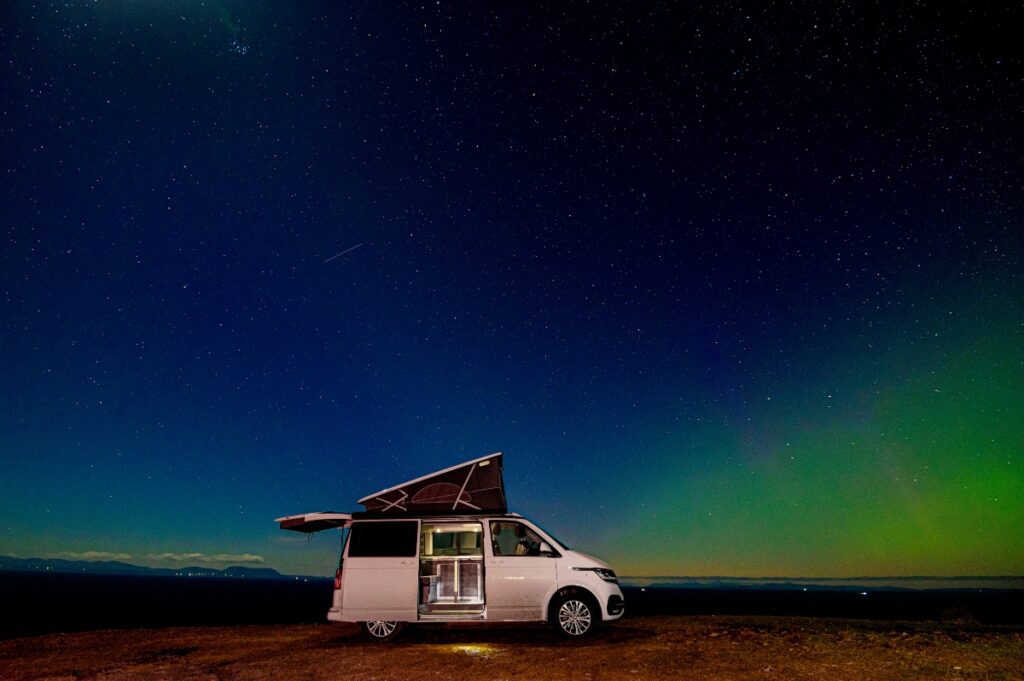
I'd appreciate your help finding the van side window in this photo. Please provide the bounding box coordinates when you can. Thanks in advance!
[347,521,418,557]
[490,521,543,557]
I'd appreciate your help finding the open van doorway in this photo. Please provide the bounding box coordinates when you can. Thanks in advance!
[419,522,485,615]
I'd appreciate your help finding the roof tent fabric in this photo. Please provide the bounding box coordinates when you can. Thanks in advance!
[358,452,507,514]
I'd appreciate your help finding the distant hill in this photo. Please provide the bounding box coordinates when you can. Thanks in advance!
[223,566,287,579]
[0,555,289,580]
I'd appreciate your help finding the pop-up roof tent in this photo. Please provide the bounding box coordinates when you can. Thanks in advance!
[358,451,506,515]
[277,452,507,532]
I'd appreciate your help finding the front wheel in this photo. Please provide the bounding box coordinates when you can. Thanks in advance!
[360,620,403,642]
[552,591,599,639]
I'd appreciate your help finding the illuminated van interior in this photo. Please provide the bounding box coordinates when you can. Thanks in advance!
[419,522,484,614]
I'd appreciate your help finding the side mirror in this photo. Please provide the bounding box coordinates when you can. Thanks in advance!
[539,541,555,556]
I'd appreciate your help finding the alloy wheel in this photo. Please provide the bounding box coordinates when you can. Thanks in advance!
[366,620,398,638]
[558,599,592,636]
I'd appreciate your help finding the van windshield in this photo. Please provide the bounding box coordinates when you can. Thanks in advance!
[531,521,571,551]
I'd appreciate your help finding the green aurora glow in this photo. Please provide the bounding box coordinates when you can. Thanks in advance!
[609,302,1022,577]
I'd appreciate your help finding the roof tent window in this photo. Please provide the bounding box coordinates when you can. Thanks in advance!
[348,521,418,557]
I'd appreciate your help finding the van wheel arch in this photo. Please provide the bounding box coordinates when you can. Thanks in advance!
[548,586,601,638]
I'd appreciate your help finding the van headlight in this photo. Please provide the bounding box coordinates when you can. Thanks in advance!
[572,567,619,583]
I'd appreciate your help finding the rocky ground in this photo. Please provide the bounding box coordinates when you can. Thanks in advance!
[2,616,1022,681]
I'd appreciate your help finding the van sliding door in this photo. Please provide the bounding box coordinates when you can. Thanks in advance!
[342,520,419,621]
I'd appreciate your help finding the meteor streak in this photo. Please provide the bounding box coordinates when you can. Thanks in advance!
[324,243,363,263]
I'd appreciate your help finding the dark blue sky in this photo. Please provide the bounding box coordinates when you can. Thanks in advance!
[1,2,1021,576]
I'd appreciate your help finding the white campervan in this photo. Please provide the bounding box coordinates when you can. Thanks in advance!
[277,452,625,640]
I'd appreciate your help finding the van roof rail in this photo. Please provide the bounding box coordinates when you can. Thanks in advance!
[349,511,524,520]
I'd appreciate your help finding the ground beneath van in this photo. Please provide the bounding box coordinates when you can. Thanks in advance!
[2,616,1021,681]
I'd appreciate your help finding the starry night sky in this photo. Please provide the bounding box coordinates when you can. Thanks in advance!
[1,2,1021,578]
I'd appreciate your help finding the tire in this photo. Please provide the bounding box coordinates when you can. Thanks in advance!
[550,589,599,639]
[360,620,403,642]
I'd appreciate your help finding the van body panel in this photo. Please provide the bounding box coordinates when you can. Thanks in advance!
[484,516,559,620]
[339,556,419,621]
[485,554,556,620]
[565,550,613,571]
[337,519,420,622]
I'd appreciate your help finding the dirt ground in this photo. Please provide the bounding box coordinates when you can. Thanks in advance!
[1,616,1022,681]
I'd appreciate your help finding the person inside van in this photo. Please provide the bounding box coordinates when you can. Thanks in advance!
[491,521,543,556]
[514,523,539,555]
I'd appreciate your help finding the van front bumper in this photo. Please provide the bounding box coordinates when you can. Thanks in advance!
[598,582,624,621]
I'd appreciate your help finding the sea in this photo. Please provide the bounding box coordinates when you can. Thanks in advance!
[1,572,1022,639]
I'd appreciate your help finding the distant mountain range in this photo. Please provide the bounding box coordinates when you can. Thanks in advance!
[4,556,1018,590]
[0,555,291,579]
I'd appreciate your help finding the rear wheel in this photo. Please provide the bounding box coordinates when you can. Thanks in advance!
[360,620,403,642]
[551,589,599,639]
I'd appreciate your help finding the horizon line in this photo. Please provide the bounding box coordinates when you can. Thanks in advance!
[3,556,1022,582]
[621,574,1024,580]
